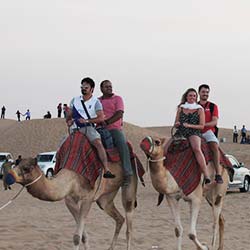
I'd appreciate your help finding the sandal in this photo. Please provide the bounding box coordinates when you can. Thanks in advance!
[215,174,223,184]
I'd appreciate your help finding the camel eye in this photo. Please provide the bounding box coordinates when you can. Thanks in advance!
[22,166,31,173]
[155,140,161,146]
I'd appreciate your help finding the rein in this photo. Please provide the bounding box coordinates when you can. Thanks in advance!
[0,173,43,211]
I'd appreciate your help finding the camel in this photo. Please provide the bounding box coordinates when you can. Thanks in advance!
[140,136,229,250]
[7,157,138,250]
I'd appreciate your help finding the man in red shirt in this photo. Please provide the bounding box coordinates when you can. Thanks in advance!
[99,80,133,186]
[198,84,223,184]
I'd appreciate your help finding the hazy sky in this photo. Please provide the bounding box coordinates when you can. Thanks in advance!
[1,0,250,129]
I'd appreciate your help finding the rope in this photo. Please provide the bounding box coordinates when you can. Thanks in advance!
[0,186,25,211]
[0,173,42,211]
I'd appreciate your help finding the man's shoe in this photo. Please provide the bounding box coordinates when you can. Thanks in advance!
[215,174,223,184]
[103,171,116,179]
[204,178,211,185]
[122,175,131,187]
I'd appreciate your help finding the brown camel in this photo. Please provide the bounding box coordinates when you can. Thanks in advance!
[8,157,138,250]
[140,136,229,250]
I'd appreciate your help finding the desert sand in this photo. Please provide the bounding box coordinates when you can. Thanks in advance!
[0,119,249,250]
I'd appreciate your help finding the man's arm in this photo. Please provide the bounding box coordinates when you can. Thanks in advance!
[105,110,123,125]
[205,103,219,127]
[87,110,105,124]
[205,116,218,127]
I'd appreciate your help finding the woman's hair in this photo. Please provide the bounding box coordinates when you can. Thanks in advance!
[178,88,198,107]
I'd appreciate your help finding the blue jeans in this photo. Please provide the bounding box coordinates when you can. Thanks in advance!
[109,129,133,176]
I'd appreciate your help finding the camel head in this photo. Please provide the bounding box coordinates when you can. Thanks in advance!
[5,158,40,186]
[140,136,167,159]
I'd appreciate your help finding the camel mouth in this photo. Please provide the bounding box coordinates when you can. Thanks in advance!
[140,136,153,155]
[5,172,16,185]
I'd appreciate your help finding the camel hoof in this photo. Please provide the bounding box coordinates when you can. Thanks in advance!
[73,234,80,246]
[200,243,209,250]
[82,234,86,243]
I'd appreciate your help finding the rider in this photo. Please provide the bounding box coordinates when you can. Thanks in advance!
[66,77,115,179]
[99,80,133,186]
[173,88,211,185]
[198,84,223,184]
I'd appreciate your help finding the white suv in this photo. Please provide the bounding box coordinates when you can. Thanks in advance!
[37,151,57,178]
[0,152,14,178]
[226,154,250,192]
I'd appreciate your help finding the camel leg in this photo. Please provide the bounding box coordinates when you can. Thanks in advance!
[65,196,80,224]
[121,177,137,250]
[217,213,225,250]
[97,190,125,250]
[211,197,223,250]
[166,196,183,250]
[188,197,208,250]
[72,199,92,250]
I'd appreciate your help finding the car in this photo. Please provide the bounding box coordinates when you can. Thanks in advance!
[226,154,250,192]
[0,152,14,178]
[37,151,57,178]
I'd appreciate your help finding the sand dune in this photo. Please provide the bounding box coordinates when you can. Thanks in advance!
[0,119,249,250]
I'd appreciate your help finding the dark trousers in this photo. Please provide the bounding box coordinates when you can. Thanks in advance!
[109,129,133,176]
[233,134,238,143]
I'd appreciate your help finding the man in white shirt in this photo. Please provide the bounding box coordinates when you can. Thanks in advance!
[66,77,115,179]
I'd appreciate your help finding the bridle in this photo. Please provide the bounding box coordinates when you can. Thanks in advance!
[0,165,42,211]
[144,136,166,171]
[24,173,43,187]
[18,164,43,187]
[147,156,166,163]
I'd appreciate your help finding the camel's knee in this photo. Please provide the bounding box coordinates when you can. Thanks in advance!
[82,233,87,244]
[124,200,134,212]
[219,214,225,226]
[175,227,180,237]
[215,195,222,206]
[73,234,81,246]
[188,233,196,241]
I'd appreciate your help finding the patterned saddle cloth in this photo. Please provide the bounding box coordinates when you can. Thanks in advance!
[54,131,145,187]
[165,139,232,195]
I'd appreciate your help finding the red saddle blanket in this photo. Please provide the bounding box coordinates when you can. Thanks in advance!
[165,139,232,196]
[55,131,145,187]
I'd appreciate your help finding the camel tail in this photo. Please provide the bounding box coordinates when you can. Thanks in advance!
[157,193,164,206]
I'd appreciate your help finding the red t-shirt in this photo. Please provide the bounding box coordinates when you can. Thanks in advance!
[200,101,219,133]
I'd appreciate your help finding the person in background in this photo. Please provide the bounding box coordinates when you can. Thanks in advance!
[240,125,247,144]
[15,155,22,165]
[66,77,115,179]
[233,125,238,143]
[16,110,21,122]
[99,80,133,186]
[1,105,6,119]
[22,109,31,120]
[198,84,223,184]
[1,156,14,190]
[63,104,69,118]
[57,103,62,118]
[44,111,52,119]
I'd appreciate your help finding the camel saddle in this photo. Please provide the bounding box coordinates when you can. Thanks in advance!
[54,131,145,187]
[165,139,233,196]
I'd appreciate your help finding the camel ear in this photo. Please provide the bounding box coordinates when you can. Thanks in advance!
[161,137,167,147]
